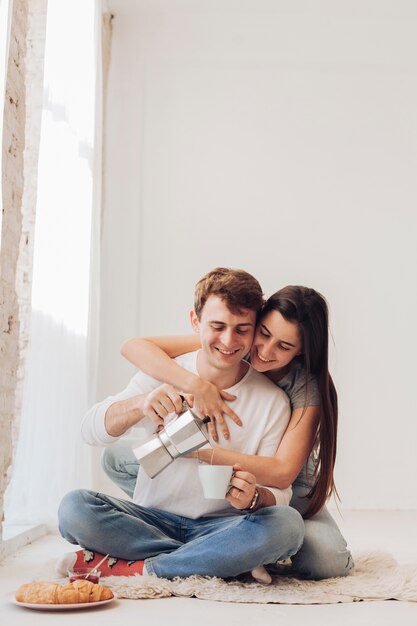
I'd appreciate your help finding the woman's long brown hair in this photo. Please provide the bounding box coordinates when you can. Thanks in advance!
[261,286,338,519]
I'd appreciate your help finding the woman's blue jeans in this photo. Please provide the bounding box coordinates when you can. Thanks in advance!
[58,488,304,579]
[99,443,354,580]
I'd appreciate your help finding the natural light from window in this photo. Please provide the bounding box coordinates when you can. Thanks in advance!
[4,0,99,531]
[31,0,97,335]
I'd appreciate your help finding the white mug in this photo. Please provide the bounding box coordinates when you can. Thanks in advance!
[198,464,234,499]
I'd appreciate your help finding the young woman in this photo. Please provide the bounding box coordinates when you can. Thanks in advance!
[105,286,353,580]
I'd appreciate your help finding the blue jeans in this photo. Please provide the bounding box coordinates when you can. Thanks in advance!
[289,481,354,579]
[101,444,354,580]
[58,489,304,579]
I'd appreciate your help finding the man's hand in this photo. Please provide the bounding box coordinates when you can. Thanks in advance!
[226,464,257,510]
[143,384,185,428]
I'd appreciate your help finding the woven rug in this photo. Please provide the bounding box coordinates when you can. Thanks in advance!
[100,552,417,603]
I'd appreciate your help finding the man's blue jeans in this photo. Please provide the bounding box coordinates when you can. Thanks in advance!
[58,489,304,579]
[100,443,354,579]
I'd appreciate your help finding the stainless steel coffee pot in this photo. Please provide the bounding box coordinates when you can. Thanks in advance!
[132,409,210,478]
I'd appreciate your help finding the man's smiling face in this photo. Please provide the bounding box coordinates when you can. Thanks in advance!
[191,295,256,374]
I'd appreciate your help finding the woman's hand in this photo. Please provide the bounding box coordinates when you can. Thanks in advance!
[227,464,257,510]
[187,378,242,441]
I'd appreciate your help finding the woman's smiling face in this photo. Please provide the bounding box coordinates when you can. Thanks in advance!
[250,310,303,373]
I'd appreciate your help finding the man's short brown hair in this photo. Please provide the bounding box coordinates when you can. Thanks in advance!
[194,267,264,319]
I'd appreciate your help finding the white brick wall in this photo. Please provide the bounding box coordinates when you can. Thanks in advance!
[0,0,47,540]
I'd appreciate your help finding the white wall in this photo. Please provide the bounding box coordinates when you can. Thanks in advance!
[100,0,417,509]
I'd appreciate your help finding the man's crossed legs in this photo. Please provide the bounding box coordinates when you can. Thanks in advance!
[58,489,304,579]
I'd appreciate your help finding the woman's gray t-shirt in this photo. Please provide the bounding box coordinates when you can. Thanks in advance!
[273,359,320,488]
[275,359,320,409]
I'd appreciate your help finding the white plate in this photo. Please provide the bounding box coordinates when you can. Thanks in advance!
[9,591,116,611]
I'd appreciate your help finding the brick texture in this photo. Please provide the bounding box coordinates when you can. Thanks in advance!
[0,0,47,540]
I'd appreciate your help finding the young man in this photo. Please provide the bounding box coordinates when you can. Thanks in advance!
[58,268,304,580]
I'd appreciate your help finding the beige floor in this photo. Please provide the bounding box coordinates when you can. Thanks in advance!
[1,510,416,625]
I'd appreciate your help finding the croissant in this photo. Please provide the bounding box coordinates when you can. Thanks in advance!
[15,579,114,604]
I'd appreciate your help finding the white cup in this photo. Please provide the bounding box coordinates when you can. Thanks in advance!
[198,464,234,499]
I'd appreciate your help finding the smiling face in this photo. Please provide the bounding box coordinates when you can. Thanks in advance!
[191,295,256,378]
[250,309,303,374]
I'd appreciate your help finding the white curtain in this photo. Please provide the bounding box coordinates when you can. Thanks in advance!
[4,0,103,530]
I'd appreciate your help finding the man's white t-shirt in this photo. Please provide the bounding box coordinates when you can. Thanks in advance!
[82,351,291,519]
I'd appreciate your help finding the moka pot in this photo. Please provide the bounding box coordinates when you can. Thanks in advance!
[132,410,210,478]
